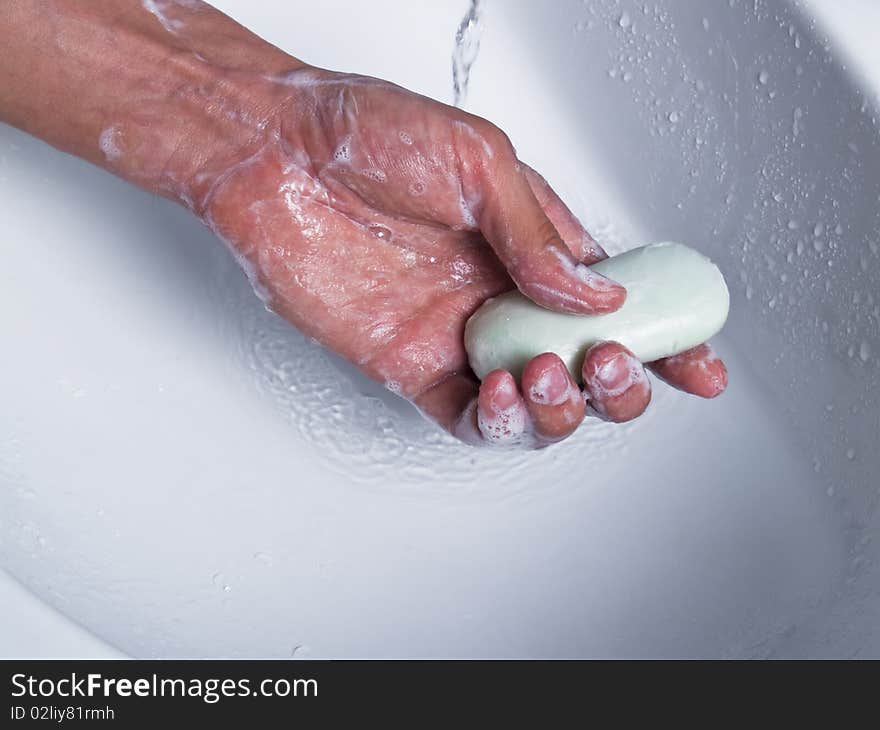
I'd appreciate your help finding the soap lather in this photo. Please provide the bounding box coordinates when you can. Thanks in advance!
[464,242,730,381]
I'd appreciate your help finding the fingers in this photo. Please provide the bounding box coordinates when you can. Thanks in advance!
[520,353,585,441]
[471,130,625,314]
[475,369,529,444]
[581,341,651,423]
[413,358,586,447]
[648,344,728,398]
[415,344,725,447]
[412,371,535,447]
[521,164,607,265]
[434,344,647,445]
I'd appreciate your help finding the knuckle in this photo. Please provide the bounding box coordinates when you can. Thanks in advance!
[471,118,514,157]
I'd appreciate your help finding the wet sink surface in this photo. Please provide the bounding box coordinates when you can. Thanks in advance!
[1,0,878,657]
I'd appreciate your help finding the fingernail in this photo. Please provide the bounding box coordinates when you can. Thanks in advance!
[580,234,607,262]
[489,373,519,411]
[547,245,623,296]
[709,362,729,396]
[573,263,624,293]
[595,354,632,391]
[529,361,569,405]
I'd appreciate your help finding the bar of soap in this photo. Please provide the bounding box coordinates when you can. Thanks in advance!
[465,242,729,380]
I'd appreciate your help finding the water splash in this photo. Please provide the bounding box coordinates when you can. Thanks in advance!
[451,0,485,108]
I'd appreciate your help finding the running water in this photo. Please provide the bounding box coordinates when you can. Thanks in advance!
[451,0,485,108]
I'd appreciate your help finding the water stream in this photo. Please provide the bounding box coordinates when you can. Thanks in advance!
[451,0,485,107]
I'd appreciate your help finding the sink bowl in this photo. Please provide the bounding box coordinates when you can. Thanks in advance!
[1,0,878,658]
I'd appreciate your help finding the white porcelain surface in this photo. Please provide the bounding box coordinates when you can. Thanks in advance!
[1,0,878,658]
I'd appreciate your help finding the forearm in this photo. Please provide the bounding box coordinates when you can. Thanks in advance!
[0,0,306,204]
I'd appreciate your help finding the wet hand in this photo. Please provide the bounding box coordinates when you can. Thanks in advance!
[195,67,727,447]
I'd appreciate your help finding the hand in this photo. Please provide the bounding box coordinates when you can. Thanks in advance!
[196,67,727,447]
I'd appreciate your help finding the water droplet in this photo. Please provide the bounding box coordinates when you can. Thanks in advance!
[758,69,769,85]
[364,169,387,183]
[368,224,392,240]
[813,222,824,237]
[618,11,631,29]
[787,219,799,230]
[702,17,709,31]
[860,340,872,361]
[622,70,633,82]
[291,644,312,658]
[254,552,274,566]
[846,447,856,460]
[667,110,680,123]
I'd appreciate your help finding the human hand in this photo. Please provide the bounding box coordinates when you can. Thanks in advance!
[194,66,727,446]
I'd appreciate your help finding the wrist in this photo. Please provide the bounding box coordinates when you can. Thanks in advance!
[88,4,311,210]
[106,47,309,210]
[0,0,309,209]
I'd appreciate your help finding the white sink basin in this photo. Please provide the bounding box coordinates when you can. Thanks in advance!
[1,0,878,658]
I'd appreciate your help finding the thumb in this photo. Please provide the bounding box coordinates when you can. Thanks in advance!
[472,141,625,314]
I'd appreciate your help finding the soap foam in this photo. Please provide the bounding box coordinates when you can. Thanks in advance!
[98,126,121,162]
[589,350,647,399]
[528,368,576,406]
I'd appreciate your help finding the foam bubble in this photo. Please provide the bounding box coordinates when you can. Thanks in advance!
[98,127,122,162]
[477,401,526,444]
[364,169,387,182]
[458,195,478,228]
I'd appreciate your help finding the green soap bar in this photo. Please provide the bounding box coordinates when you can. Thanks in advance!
[465,242,730,380]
